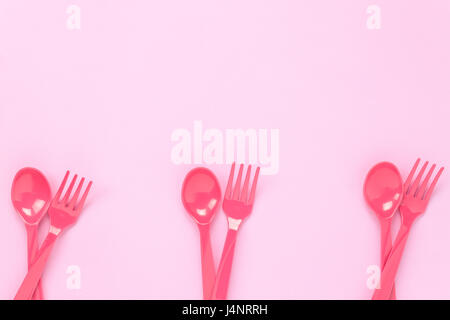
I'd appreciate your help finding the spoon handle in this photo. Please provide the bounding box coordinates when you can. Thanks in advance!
[379,219,396,299]
[211,228,238,300]
[199,225,215,300]
[15,232,58,300]
[25,225,44,300]
[373,224,411,300]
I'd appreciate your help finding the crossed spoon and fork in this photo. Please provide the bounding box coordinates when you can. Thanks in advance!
[365,158,444,300]
[182,163,260,300]
[12,169,92,300]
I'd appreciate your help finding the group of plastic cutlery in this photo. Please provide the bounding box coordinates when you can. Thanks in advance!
[182,163,260,300]
[8,159,444,300]
[364,158,444,300]
[11,168,92,300]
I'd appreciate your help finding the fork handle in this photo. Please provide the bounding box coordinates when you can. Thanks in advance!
[372,224,410,300]
[379,219,396,299]
[26,225,44,300]
[15,232,58,300]
[211,228,238,300]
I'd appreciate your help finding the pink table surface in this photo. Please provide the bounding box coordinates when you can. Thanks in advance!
[1,1,450,300]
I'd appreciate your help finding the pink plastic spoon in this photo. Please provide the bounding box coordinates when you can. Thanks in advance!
[11,168,51,300]
[182,168,221,300]
[364,162,403,300]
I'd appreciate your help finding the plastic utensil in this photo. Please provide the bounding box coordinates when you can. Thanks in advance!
[182,167,221,300]
[373,159,444,300]
[14,171,92,300]
[211,163,260,300]
[364,162,403,299]
[11,168,51,300]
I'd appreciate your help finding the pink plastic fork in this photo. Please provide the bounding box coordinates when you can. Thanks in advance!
[211,163,260,300]
[14,171,92,300]
[373,159,444,300]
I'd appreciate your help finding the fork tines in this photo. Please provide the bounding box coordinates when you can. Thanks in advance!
[404,158,444,201]
[225,163,260,204]
[54,171,93,211]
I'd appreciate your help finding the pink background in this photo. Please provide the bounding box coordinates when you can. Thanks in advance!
[1,1,450,299]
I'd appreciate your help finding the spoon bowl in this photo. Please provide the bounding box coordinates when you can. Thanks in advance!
[182,167,221,225]
[364,162,403,219]
[11,167,51,225]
